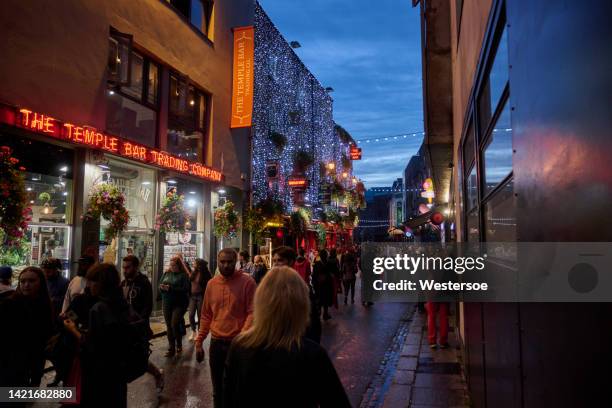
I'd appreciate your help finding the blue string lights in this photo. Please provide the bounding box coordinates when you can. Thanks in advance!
[252,3,352,211]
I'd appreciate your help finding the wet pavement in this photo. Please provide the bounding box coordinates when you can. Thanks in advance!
[37,279,413,407]
[133,279,412,407]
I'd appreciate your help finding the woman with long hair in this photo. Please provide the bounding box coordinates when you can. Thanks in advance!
[0,267,54,387]
[312,249,334,320]
[159,255,190,356]
[188,258,212,341]
[223,266,350,407]
[62,263,130,407]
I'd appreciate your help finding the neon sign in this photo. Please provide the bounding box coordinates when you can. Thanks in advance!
[4,106,223,183]
[349,146,362,160]
[288,177,308,188]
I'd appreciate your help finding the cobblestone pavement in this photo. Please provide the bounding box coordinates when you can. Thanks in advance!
[362,307,471,408]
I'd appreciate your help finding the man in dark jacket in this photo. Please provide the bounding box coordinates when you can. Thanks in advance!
[121,255,164,392]
[41,258,69,319]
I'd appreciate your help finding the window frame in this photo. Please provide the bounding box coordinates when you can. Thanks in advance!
[163,0,215,44]
[459,1,513,243]
[167,71,211,163]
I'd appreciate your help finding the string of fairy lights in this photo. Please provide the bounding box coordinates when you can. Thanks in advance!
[252,4,352,209]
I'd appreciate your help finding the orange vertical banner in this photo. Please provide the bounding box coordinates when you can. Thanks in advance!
[231,26,254,128]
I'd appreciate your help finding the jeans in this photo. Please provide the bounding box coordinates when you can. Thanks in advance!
[343,279,356,302]
[209,338,232,408]
[163,304,186,350]
[188,293,203,332]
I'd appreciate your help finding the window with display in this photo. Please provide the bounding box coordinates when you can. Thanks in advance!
[0,136,74,276]
[162,178,205,271]
[168,74,209,162]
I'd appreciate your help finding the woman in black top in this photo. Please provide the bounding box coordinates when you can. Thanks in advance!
[188,258,211,341]
[0,267,54,387]
[223,266,350,408]
[63,263,130,408]
[312,249,334,320]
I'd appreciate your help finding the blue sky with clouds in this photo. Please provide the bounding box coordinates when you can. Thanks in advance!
[258,0,425,188]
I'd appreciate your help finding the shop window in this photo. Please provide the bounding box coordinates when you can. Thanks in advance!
[478,26,509,135]
[94,157,156,233]
[462,121,475,172]
[166,0,215,39]
[484,179,515,242]
[0,136,74,277]
[466,209,479,242]
[483,101,512,194]
[168,74,208,162]
[106,95,157,147]
[162,179,205,271]
[466,165,478,211]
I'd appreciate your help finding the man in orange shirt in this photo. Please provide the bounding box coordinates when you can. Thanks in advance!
[195,248,256,408]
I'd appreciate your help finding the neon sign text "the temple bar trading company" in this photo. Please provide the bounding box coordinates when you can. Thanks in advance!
[4,107,223,183]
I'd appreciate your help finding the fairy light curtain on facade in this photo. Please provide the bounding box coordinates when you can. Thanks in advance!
[252,3,348,210]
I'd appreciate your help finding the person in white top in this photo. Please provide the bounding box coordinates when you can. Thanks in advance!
[61,255,95,314]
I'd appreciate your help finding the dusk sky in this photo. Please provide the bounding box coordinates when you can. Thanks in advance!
[258,0,425,188]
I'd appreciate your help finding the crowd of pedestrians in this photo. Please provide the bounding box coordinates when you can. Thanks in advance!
[0,244,359,407]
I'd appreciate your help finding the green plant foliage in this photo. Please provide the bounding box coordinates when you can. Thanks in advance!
[38,192,51,203]
[84,183,130,239]
[314,223,327,247]
[155,189,190,234]
[214,201,240,239]
[0,146,31,248]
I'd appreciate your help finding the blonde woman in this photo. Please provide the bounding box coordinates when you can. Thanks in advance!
[223,266,350,408]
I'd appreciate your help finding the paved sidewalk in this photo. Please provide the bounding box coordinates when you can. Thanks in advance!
[361,306,471,408]
[380,309,470,408]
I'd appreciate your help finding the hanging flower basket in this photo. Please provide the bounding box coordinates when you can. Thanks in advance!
[84,183,129,239]
[214,200,240,239]
[155,188,191,234]
[0,146,31,247]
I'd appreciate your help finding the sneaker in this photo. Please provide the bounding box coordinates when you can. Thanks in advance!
[439,343,450,349]
[164,348,176,357]
[176,345,183,354]
[189,332,196,341]
[155,369,165,394]
[429,343,438,349]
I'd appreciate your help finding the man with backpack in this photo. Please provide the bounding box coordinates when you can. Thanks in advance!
[121,255,164,393]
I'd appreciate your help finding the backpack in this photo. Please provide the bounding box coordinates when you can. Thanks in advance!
[120,306,152,383]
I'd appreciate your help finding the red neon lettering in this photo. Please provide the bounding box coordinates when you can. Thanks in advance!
[43,116,55,133]
[20,109,32,127]
[95,132,104,147]
[64,123,74,139]
[168,156,176,169]
[84,128,96,145]
[73,127,83,142]
[104,136,118,152]
[139,147,147,161]
[31,112,45,130]
[123,142,133,157]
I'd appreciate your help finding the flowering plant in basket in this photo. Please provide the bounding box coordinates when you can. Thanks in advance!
[83,183,129,238]
[155,189,190,234]
[0,146,31,247]
[214,201,239,239]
